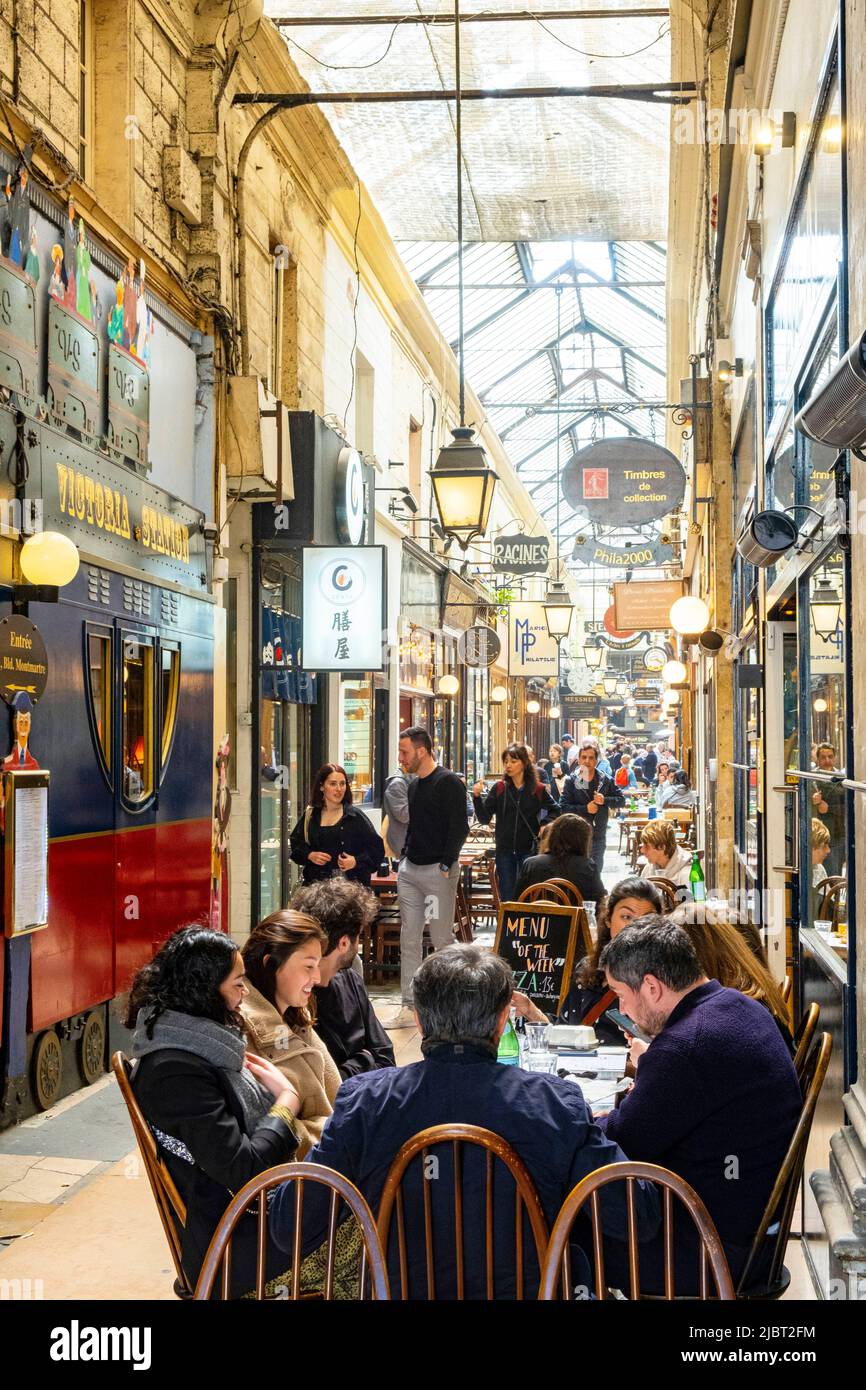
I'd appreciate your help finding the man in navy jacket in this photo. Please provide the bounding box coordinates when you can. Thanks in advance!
[270,943,658,1299]
[561,741,624,871]
[599,917,801,1292]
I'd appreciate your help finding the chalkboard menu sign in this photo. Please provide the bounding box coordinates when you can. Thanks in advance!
[494,901,581,1015]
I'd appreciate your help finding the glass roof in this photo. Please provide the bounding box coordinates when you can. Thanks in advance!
[265,1,671,241]
[399,238,668,543]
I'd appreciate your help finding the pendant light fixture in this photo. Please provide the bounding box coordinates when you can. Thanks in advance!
[429,2,498,549]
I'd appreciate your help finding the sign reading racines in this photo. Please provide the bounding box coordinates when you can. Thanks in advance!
[493,533,550,575]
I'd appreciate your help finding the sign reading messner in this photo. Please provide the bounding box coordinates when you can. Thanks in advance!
[562,439,686,527]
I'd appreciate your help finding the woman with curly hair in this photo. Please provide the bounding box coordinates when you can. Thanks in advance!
[127,926,301,1294]
[513,876,664,1042]
[240,910,340,1156]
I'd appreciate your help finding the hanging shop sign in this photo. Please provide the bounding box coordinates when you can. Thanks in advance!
[458,624,501,669]
[570,535,675,569]
[335,447,365,545]
[613,580,686,632]
[0,617,48,705]
[584,618,648,651]
[643,645,669,671]
[301,546,386,672]
[561,694,602,719]
[492,533,550,575]
[507,601,559,677]
[562,439,686,526]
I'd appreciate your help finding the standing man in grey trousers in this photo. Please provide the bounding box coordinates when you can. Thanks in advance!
[386,726,469,1030]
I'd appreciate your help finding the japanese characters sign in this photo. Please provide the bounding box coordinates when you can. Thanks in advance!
[301,546,386,672]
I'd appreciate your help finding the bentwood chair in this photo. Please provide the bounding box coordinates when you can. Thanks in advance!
[781,975,792,1007]
[792,1002,821,1082]
[377,1124,550,1300]
[517,881,571,906]
[737,1031,832,1299]
[543,878,584,907]
[646,877,680,913]
[454,882,474,944]
[112,1052,191,1299]
[194,1164,390,1301]
[538,1161,735,1301]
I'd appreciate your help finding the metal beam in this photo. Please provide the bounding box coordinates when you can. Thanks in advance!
[420,280,666,291]
[490,400,667,412]
[233,82,697,108]
[272,9,671,26]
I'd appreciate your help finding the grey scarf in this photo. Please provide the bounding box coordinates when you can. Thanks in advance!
[131,1008,272,1134]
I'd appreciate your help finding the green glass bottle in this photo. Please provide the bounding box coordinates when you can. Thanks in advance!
[689,851,706,902]
[497,1014,520,1066]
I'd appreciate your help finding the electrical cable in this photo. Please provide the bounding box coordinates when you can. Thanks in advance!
[527,11,670,61]
[284,19,408,71]
[342,181,363,434]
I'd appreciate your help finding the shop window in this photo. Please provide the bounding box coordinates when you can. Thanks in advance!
[766,70,842,425]
[732,385,757,531]
[342,677,374,805]
[85,627,112,779]
[122,637,154,806]
[733,643,760,880]
[798,317,840,515]
[160,645,180,772]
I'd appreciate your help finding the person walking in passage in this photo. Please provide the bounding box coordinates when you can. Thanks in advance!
[561,740,624,873]
[472,743,560,901]
[390,726,469,1030]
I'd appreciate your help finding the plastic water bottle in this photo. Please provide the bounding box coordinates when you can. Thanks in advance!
[648,786,657,820]
[497,1014,520,1066]
[689,851,706,902]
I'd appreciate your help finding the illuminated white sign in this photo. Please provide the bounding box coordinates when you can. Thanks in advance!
[302,546,386,671]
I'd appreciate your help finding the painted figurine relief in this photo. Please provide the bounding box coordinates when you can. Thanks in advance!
[3,692,39,771]
[0,152,34,272]
[48,243,65,300]
[63,196,77,308]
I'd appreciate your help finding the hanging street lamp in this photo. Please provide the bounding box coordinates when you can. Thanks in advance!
[810,577,842,640]
[543,578,574,641]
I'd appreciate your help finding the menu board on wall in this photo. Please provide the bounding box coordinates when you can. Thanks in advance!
[3,769,50,937]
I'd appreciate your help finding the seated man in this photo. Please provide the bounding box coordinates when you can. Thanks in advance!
[598,916,801,1291]
[271,943,657,1299]
[291,878,395,1080]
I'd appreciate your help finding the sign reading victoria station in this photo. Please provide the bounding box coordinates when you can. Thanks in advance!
[562,439,686,527]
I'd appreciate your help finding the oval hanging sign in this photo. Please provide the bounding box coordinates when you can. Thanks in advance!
[562,439,686,526]
[0,616,49,704]
[571,536,674,569]
[458,624,501,669]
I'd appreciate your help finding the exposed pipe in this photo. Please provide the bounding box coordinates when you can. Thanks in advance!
[234,103,291,377]
[272,8,671,24]
[232,82,697,108]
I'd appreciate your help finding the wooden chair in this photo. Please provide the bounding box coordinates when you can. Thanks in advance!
[454,881,474,944]
[195,1163,390,1301]
[538,1161,734,1300]
[781,975,792,1006]
[543,878,585,907]
[112,1051,191,1299]
[816,877,847,931]
[377,1123,549,1300]
[646,876,679,912]
[517,881,571,906]
[792,1002,820,1082]
[736,1032,832,1298]
[467,854,500,931]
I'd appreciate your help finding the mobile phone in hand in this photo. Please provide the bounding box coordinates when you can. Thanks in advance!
[604,1007,650,1043]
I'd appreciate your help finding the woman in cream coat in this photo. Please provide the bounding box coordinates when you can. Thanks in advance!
[240,910,341,1156]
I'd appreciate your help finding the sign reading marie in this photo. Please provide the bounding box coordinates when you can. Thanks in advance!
[493,534,550,575]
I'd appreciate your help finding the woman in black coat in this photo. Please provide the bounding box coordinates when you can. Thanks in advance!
[472,743,560,902]
[128,926,302,1295]
[290,763,385,888]
[514,813,606,904]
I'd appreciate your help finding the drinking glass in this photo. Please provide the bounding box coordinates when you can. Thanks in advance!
[523,1052,557,1075]
[524,1023,550,1055]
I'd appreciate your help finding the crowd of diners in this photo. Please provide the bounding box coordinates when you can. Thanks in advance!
[128,862,801,1299]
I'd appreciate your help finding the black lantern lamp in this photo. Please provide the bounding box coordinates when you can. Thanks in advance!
[810,577,842,639]
[584,642,603,670]
[543,577,574,642]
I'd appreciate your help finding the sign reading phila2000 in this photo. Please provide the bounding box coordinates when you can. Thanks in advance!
[562,439,686,527]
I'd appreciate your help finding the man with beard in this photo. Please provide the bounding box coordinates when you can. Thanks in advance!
[597,916,801,1292]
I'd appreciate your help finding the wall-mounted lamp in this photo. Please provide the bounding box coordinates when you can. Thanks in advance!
[548,704,561,720]
[490,684,508,704]
[669,595,710,640]
[813,697,828,713]
[754,111,796,154]
[437,673,459,696]
[718,359,744,384]
[526,698,541,715]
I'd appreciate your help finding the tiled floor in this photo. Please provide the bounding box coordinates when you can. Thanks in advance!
[0,824,818,1299]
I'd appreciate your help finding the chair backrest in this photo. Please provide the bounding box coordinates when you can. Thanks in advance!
[792,1001,820,1081]
[111,1051,190,1296]
[662,807,693,826]
[454,882,473,943]
[195,1163,390,1301]
[377,1123,549,1300]
[736,1031,832,1294]
[543,877,585,906]
[538,1160,735,1301]
[517,880,570,906]
[486,855,502,909]
[780,974,792,1006]
[646,876,679,912]
[817,878,847,929]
